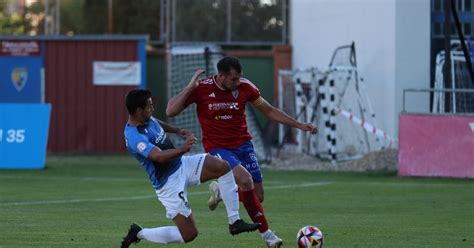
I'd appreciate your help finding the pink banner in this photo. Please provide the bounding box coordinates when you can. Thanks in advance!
[398,114,474,178]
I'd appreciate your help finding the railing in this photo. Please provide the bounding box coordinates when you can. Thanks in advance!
[403,88,474,114]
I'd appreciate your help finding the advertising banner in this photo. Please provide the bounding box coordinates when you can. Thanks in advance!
[0,104,51,169]
[0,56,43,103]
[399,114,474,178]
[93,61,141,86]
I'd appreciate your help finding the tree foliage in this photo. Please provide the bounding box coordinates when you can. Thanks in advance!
[1,0,284,43]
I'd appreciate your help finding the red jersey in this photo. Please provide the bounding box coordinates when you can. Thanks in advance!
[184,75,261,152]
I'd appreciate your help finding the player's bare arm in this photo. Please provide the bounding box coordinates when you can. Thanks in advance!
[157,119,193,139]
[166,69,206,117]
[252,96,317,134]
[147,134,197,163]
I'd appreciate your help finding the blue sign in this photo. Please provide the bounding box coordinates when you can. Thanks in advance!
[0,104,51,169]
[0,56,43,103]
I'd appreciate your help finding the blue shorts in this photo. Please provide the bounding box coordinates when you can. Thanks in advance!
[209,141,263,183]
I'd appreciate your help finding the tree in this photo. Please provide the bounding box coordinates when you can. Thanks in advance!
[0,0,25,34]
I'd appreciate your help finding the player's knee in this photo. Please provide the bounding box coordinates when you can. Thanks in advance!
[218,159,231,174]
[257,193,264,203]
[182,229,198,243]
[236,173,253,190]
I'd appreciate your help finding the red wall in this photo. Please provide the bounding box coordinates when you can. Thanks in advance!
[398,114,474,178]
[45,40,137,154]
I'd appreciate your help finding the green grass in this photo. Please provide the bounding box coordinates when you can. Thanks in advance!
[0,156,473,248]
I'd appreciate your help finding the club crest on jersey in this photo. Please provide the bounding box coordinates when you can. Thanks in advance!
[137,142,147,152]
[11,67,27,92]
[232,90,239,99]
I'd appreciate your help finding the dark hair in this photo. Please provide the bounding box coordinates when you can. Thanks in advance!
[125,89,152,114]
[217,56,242,74]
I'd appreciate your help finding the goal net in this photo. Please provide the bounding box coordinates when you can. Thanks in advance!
[432,40,474,114]
[166,43,270,161]
[278,43,392,161]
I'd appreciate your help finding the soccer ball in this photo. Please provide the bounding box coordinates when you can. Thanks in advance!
[296,225,324,248]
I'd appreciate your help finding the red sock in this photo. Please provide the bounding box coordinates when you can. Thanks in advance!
[240,189,269,233]
[237,188,244,202]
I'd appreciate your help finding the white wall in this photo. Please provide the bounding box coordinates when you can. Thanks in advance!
[291,0,430,142]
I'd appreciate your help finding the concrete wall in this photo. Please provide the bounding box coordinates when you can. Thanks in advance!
[291,0,430,141]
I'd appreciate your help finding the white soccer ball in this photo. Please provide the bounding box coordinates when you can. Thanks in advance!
[296,225,324,248]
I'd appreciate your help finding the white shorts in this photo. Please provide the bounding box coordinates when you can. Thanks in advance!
[155,154,206,219]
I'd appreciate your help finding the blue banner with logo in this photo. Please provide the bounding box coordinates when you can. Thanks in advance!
[0,56,43,103]
[0,104,51,169]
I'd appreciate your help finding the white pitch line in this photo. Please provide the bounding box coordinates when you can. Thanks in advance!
[0,182,332,206]
[0,175,143,182]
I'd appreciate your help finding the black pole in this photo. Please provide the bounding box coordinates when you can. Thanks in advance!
[451,0,474,84]
[444,0,452,111]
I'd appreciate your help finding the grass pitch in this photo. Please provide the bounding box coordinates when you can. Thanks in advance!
[0,156,473,247]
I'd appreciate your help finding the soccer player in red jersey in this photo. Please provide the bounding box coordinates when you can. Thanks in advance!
[166,56,317,248]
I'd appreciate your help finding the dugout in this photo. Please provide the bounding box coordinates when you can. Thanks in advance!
[0,35,147,155]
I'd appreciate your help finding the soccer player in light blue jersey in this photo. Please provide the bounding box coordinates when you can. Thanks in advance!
[121,89,260,248]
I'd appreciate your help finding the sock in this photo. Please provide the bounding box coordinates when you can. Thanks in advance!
[241,189,269,233]
[137,226,184,244]
[260,229,272,238]
[217,171,240,224]
[237,188,244,202]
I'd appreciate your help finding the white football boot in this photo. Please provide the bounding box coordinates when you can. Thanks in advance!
[262,229,283,248]
[207,181,222,210]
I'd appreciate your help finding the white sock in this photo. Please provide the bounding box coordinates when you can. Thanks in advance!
[261,229,272,238]
[217,171,240,224]
[137,226,184,244]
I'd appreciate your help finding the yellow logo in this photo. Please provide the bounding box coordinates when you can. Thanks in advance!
[11,67,28,92]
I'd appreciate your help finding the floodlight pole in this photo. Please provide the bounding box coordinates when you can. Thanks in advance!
[108,0,113,33]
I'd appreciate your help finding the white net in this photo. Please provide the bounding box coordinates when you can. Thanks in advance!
[166,43,270,160]
[432,41,474,114]
[277,43,391,161]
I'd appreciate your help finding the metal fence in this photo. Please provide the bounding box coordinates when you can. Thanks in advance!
[403,88,474,114]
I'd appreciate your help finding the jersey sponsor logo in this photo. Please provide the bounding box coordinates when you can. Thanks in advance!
[208,102,239,110]
[154,128,166,144]
[215,115,233,120]
[232,90,239,99]
[137,142,147,152]
[200,78,214,85]
[208,92,216,98]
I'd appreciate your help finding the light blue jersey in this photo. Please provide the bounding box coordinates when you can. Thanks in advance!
[124,117,181,190]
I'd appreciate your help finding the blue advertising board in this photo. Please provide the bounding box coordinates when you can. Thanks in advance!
[0,104,51,169]
[0,56,43,103]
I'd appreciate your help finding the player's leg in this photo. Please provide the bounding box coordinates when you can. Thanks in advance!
[207,149,254,210]
[238,142,283,248]
[121,166,189,247]
[133,214,196,244]
[199,154,260,235]
[173,214,198,242]
[254,182,265,202]
[210,147,271,233]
